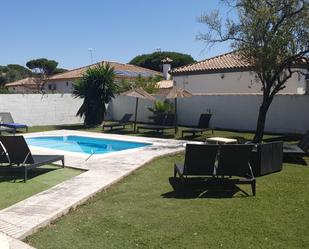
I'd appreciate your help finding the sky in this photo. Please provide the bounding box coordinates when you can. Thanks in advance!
[1,0,234,70]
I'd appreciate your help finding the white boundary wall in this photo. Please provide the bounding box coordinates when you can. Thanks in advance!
[0,94,83,126]
[111,94,309,134]
[1,93,308,133]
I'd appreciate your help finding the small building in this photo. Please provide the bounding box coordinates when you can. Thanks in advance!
[170,51,308,95]
[5,77,40,94]
[6,61,162,94]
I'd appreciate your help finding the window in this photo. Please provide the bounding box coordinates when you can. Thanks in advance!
[66,81,69,86]
[48,84,56,91]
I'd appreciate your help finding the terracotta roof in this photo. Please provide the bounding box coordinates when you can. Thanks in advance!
[48,61,162,81]
[156,80,173,89]
[5,77,38,87]
[171,51,252,75]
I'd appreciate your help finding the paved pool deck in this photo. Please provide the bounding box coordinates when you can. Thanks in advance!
[0,130,186,248]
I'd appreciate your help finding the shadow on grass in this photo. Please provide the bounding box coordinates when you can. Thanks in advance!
[136,131,175,139]
[104,129,136,136]
[0,166,59,183]
[283,155,308,166]
[105,129,176,139]
[263,136,297,143]
[162,177,251,199]
[55,124,91,130]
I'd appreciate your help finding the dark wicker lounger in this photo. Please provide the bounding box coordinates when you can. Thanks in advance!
[173,144,256,196]
[182,113,214,137]
[283,130,309,156]
[137,124,174,133]
[174,143,219,179]
[137,113,175,133]
[102,113,133,131]
[0,136,64,182]
[216,144,256,196]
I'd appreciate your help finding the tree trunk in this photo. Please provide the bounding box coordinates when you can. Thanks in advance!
[253,99,271,143]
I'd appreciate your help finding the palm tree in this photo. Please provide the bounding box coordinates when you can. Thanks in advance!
[73,63,117,126]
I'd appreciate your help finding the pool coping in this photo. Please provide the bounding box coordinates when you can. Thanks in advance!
[0,130,188,248]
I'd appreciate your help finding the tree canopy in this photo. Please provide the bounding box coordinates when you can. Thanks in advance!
[129,51,196,72]
[198,0,309,142]
[26,58,59,75]
[0,58,67,88]
[0,64,32,86]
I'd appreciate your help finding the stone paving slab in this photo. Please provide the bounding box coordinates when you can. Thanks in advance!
[0,232,35,249]
[0,130,187,248]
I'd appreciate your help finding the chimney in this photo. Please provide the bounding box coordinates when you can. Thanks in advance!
[161,57,173,80]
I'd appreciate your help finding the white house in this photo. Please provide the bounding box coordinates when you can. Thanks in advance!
[6,61,162,94]
[170,51,308,95]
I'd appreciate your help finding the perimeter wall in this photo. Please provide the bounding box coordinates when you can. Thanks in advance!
[0,93,308,134]
[110,94,309,134]
[0,94,83,126]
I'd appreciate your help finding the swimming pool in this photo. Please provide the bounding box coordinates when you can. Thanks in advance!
[26,135,151,155]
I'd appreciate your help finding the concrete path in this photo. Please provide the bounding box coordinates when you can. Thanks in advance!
[0,130,186,248]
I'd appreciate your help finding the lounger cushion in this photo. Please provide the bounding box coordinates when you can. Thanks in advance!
[2,123,27,129]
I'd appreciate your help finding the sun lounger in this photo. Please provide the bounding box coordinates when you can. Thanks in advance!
[0,112,28,133]
[0,136,64,182]
[216,144,256,196]
[102,113,133,131]
[283,130,309,156]
[182,113,213,137]
[0,127,15,135]
[173,144,256,196]
[174,144,219,179]
[137,114,175,133]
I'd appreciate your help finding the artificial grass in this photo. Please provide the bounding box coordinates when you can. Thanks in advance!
[26,154,309,249]
[0,165,82,210]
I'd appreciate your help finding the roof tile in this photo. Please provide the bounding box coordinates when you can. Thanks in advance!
[48,61,162,81]
[171,51,251,75]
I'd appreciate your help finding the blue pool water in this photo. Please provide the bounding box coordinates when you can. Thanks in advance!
[26,136,151,155]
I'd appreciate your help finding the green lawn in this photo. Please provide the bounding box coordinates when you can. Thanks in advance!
[0,165,82,210]
[25,154,309,249]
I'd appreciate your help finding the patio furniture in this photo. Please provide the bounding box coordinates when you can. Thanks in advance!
[172,144,256,196]
[0,127,15,135]
[137,114,175,133]
[102,113,133,131]
[283,130,309,156]
[0,112,28,133]
[182,113,214,137]
[206,137,238,144]
[250,141,283,176]
[0,136,64,182]
[174,143,219,179]
[216,144,256,196]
